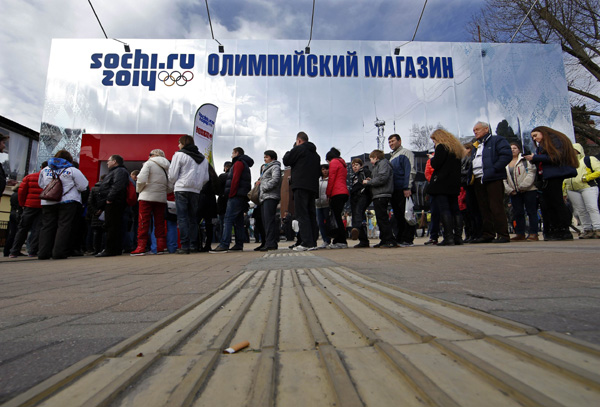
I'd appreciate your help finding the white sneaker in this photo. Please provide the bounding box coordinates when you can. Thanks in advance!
[335,243,348,249]
[293,245,309,252]
[318,242,329,249]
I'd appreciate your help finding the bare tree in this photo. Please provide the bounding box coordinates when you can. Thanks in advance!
[468,0,600,145]
[408,123,445,151]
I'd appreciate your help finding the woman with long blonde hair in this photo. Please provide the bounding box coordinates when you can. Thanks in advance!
[427,129,467,246]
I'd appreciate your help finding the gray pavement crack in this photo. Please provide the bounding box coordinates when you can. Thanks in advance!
[0,340,62,367]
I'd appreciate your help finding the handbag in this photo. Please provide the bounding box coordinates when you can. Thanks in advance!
[248,182,260,205]
[326,210,339,238]
[39,169,64,201]
[404,196,417,226]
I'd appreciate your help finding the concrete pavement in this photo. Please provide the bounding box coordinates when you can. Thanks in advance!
[1,237,599,405]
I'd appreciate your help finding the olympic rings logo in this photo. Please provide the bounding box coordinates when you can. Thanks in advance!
[158,70,194,87]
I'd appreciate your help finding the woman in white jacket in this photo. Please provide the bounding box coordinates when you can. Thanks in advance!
[131,149,172,255]
[504,143,538,241]
[37,150,89,259]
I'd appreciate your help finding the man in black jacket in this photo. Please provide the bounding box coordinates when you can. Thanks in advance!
[211,148,254,252]
[96,155,129,257]
[216,161,232,240]
[282,132,321,251]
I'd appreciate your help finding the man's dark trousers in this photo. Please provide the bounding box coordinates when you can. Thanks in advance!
[391,190,416,244]
[351,194,370,244]
[10,207,42,256]
[293,189,318,248]
[473,178,509,239]
[105,201,126,255]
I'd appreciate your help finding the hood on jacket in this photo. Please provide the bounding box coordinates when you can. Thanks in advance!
[573,143,584,156]
[180,144,205,164]
[149,156,170,169]
[48,157,73,170]
[236,154,255,168]
[262,160,281,173]
[305,141,317,153]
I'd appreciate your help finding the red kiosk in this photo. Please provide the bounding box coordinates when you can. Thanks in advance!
[79,133,185,184]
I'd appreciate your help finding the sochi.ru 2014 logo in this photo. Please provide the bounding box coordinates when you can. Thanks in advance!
[90,50,195,91]
[158,71,194,86]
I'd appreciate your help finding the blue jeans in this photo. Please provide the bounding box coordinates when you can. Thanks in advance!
[428,195,440,240]
[510,191,539,235]
[220,196,247,248]
[316,207,331,244]
[166,219,178,253]
[175,191,200,250]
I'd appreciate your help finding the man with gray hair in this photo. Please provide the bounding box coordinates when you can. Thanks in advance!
[470,121,512,243]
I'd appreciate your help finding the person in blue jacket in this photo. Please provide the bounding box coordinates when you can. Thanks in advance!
[524,126,578,241]
[470,121,512,243]
[388,134,417,247]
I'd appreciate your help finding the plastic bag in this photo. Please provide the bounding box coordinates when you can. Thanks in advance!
[404,196,417,226]
[327,210,339,238]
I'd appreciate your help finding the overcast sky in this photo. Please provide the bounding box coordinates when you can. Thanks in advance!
[0,0,485,132]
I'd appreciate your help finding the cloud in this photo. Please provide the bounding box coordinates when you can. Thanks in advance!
[0,0,483,132]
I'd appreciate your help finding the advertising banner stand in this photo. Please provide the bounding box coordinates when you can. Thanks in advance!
[193,103,218,166]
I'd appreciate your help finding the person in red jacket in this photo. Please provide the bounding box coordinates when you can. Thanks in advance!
[9,162,46,257]
[325,147,349,248]
[424,152,440,245]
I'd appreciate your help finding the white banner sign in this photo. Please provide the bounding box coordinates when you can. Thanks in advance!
[193,103,218,165]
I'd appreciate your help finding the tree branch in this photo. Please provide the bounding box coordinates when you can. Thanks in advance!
[568,86,600,104]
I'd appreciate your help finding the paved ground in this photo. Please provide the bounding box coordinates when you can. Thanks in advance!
[0,236,599,405]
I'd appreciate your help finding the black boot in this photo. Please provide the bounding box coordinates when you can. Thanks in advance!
[437,213,455,246]
[544,226,558,241]
[556,227,573,240]
[358,224,369,246]
[453,214,464,245]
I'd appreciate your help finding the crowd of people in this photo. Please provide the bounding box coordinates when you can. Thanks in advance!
[2,121,600,259]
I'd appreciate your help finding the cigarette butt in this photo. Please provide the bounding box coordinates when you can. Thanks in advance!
[224,340,250,354]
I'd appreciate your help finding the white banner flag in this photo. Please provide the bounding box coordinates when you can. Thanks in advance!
[193,103,218,165]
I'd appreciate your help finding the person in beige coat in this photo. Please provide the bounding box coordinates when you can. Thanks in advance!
[504,143,538,241]
[131,149,172,255]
